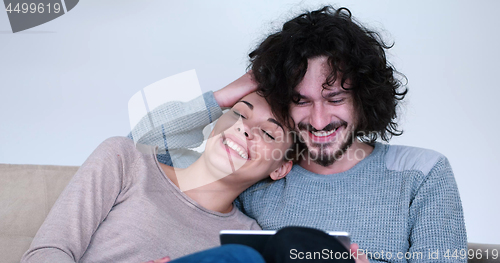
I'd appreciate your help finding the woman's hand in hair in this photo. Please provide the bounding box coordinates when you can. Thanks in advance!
[214,71,258,109]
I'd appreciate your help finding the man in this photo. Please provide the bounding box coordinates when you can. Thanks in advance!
[131,6,466,262]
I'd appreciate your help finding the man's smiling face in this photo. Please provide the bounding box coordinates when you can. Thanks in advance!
[290,56,358,167]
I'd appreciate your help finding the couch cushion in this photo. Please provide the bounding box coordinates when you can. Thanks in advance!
[0,164,78,263]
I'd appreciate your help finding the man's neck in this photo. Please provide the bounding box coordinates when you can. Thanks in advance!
[299,140,374,175]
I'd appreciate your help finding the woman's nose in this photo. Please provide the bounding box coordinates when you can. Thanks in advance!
[236,125,254,140]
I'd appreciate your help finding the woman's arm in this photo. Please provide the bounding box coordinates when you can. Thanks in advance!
[127,72,257,167]
[21,137,131,263]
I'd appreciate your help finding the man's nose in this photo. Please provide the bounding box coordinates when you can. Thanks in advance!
[309,103,329,131]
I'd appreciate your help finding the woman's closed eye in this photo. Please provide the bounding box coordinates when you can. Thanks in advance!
[262,129,275,140]
[232,110,247,119]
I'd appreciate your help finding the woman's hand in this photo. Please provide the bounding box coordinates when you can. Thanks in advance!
[213,71,258,108]
[350,243,369,263]
[141,256,170,263]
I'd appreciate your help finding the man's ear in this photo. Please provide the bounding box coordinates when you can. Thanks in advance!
[270,160,293,181]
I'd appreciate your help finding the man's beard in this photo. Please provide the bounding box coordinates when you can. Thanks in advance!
[308,133,354,167]
[297,121,354,167]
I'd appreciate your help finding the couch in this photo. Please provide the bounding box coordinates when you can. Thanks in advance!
[1,163,499,263]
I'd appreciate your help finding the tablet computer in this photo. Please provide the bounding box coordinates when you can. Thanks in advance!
[220,230,350,254]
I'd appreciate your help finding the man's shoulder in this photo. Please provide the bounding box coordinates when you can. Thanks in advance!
[384,143,446,175]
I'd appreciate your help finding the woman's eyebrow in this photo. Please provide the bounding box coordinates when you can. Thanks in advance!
[267,118,284,132]
[235,100,254,110]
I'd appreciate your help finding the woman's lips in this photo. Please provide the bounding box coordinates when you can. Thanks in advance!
[220,135,249,160]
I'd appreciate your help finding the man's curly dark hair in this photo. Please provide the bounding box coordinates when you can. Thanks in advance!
[249,6,408,143]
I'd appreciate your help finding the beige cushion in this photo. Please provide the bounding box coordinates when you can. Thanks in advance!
[0,164,78,263]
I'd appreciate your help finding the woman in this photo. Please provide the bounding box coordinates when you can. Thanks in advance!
[20,90,296,263]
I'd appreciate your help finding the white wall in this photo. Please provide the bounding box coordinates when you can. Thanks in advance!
[1,0,498,244]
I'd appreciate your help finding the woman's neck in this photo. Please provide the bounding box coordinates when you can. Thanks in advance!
[160,157,248,214]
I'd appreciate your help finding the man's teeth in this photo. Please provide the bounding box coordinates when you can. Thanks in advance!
[311,128,337,137]
[223,139,248,159]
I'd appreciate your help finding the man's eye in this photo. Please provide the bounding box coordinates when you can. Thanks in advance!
[294,100,309,106]
[232,110,247,119]
[329,98,345,104]
[262,130,275,140]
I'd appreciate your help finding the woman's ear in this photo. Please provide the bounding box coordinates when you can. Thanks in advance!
[269,160,293,181]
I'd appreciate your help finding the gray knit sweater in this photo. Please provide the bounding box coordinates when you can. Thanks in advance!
[129,91,467,263]
[237,143,467,262]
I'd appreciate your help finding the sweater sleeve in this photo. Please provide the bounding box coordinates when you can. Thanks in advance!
[407,157,467,263]
[127,91,223,167]
[20,137,132,263]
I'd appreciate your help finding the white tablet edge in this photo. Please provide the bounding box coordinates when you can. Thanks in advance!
[220,230,349,237]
